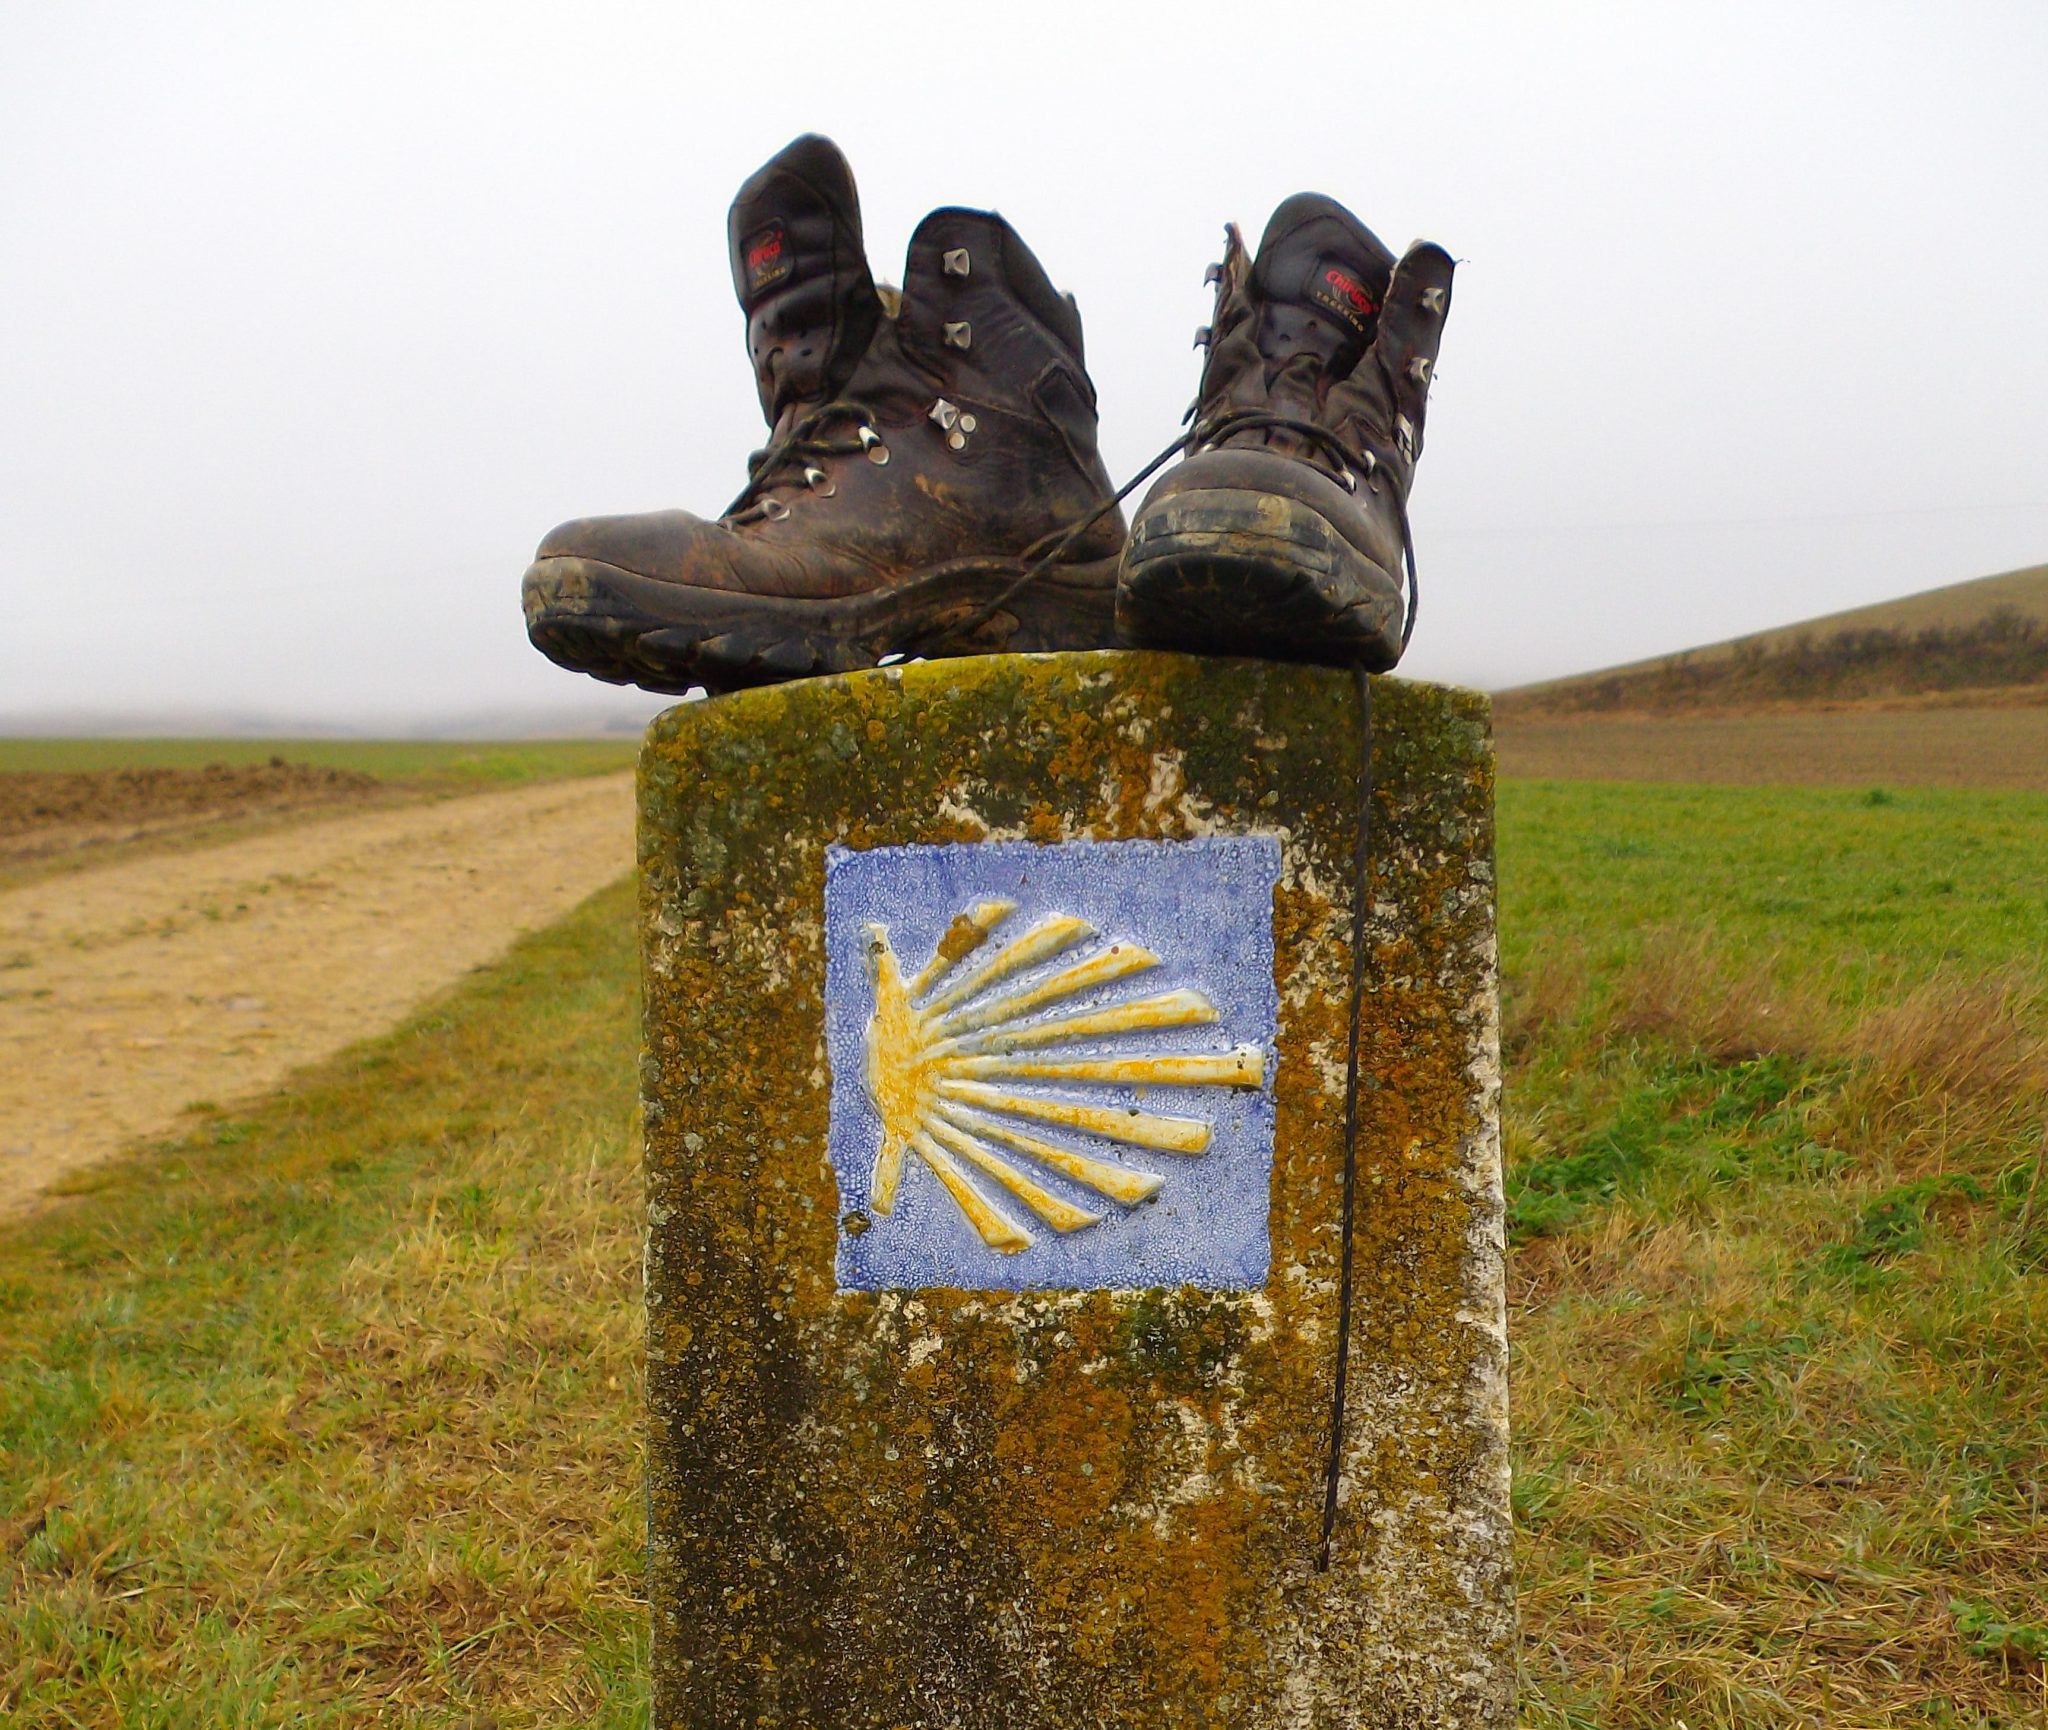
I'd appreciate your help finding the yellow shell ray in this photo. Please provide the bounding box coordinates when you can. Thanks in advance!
[924,1115,1103,1233]
[943,1047,1265,1090]
[949,988,1217,1055]
[935,1103,1164,1206]
[912,1132,1033,1253]
[915,914,1095,1015]
[931,943,1160,1039]
[935,1078,1212,1155]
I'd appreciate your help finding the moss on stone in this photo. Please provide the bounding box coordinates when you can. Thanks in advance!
[640,651,1510,1727]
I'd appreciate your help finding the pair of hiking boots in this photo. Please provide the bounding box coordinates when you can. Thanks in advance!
[522,135,1453,696]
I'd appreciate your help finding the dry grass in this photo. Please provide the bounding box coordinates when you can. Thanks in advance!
[1602,930,1828,1064]
[1507,938,2048,1725]
[1599,931,2047,1187]
[0,881,649,1726]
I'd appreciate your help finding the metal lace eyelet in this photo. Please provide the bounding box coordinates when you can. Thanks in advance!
[867,442,891,466]
[761,497,791,521]
[1338,469,1357,493]
[804,466,837,497]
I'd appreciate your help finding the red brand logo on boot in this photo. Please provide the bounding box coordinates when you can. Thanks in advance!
[1311,263,1380,333]
[744,222,791,295]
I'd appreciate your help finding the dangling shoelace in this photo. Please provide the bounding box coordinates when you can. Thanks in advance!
[908,414,1390,1572]
[882,403,1396,1569]
[722,398,881,526]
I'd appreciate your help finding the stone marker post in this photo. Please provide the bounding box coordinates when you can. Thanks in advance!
[639,650,1512,1728]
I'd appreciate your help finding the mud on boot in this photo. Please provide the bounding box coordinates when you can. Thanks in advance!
[522,133,1125,695]
[1117,194,1454,669]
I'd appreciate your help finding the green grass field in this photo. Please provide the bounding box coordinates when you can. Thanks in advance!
[0,737,637,787]
[1500,781,2048,1725]
[4,778,2045,1725]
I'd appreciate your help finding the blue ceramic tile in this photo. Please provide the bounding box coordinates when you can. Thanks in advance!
[823,835,1280,1290]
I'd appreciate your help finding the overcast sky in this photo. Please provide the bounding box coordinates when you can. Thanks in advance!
[4,2,2045,728]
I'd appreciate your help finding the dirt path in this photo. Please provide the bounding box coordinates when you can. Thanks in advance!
[0,772,636,1217]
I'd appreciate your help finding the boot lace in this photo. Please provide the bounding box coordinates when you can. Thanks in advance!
[906,408,1418,657]
[1191,409,1374,492]
[722,399,881,525]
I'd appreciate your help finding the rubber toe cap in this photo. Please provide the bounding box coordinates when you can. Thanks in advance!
[534,509,708,582]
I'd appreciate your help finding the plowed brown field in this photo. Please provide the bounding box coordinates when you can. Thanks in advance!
[0,758,388,874]
[1494,702,2048,790]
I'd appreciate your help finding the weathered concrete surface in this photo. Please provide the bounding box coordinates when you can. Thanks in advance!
[640,651,1511,1727]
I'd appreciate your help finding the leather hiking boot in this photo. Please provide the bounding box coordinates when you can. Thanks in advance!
[522,134,1125,695]
[1116,194,1454,669]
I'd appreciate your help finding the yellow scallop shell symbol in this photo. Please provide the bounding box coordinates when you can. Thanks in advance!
[860,899,1265,1255]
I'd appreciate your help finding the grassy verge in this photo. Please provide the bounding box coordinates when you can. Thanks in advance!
[4,780,2045,1725]
[1,881,646,1726]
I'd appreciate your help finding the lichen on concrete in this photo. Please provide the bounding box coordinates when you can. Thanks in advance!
[640,650,1512,1727]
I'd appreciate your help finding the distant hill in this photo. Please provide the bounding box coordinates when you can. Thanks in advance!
[1500,562,2048,717]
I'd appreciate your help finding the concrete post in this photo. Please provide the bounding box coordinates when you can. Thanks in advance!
[639,650,1512,1727]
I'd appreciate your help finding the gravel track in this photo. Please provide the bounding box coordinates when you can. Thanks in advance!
[0,772,635,1217]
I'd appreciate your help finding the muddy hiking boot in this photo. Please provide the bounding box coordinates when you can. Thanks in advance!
[1116,195,1454,669]
[523,134,1125,694]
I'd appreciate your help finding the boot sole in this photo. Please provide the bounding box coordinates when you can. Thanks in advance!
[523,554,1119,695]
[1117,488,1404,669]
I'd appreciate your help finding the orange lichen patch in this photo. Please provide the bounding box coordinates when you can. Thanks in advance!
[919,913,1096,1014]
[910,897,1015,995]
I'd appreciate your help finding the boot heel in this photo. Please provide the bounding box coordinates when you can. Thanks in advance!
[1117,488,1403,669]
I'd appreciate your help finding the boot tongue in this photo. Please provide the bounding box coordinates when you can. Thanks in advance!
[727,134,881,426]
[1250,193,1397,383]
